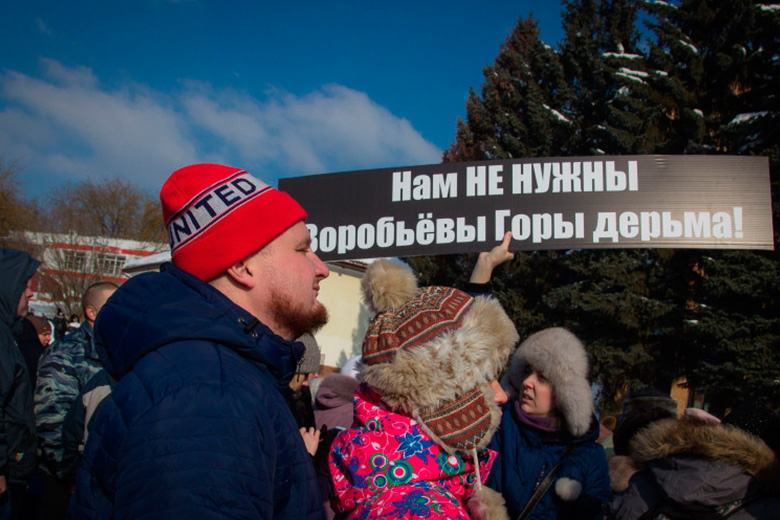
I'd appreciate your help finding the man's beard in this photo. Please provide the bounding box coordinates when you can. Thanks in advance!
[269,288,329,339]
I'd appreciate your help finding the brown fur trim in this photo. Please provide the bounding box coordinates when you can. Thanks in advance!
[466,486,509,520]
[608,455,641,493]
[630,418,780,495]
[361,295,518,411]
[361,259,417,313]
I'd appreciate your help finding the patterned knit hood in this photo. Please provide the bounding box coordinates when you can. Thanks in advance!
[359,259,518,455]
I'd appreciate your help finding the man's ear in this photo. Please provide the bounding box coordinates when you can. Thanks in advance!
[85,305,99,322]
[225,259,257,289]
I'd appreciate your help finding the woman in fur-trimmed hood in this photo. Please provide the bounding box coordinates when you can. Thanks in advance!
[328,259,519,520]
[606,414,780,520]
[485,327,611,520]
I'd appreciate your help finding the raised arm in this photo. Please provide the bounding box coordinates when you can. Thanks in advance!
[469,231,514,284]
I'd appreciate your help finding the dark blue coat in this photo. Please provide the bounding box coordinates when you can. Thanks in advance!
[486,402,611,520]
[0,248,39,485]
[68,263,324,520]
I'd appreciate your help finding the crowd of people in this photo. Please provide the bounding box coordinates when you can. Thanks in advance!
[1,162,778,520]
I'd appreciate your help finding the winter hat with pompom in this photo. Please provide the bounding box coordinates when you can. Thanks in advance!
[360,259,519,454]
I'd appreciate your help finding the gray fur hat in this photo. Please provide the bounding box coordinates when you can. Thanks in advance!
[360,259,519,454]
[502,327,593,437]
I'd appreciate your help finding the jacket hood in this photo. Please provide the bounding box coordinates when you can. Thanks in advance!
[502,327,593,437]
[94,262,303,388]
[630,418,780,496]
[314,373,359,410]
[0,248,40,329]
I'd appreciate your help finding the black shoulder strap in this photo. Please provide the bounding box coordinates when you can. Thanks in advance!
[516,444,575,520]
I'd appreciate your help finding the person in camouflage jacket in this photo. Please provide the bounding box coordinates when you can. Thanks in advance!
[33,282,116,515]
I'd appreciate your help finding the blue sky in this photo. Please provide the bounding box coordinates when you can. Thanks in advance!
[1,1,566,200]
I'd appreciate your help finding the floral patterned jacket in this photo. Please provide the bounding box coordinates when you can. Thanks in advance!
[329,383,495,520]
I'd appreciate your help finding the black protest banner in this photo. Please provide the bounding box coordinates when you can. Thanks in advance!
[279,155,774,262]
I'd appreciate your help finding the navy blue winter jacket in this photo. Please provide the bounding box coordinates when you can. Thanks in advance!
[68,263,325,520]
[486,402,611,520]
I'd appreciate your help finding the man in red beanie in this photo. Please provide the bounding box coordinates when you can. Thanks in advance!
[69,164,330,520]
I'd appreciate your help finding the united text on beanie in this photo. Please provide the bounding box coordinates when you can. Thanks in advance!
[161,163,307,281]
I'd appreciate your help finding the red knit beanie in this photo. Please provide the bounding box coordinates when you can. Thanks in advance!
[161,163,307,281]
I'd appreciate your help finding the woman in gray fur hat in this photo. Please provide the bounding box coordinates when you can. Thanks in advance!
[485,327,611,520]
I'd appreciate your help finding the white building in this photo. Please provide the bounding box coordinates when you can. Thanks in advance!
[17,231,164,316]
[314,260,373,368]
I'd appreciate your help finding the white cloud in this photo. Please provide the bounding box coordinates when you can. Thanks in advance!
[0,59,442,198]
[0,59,198,193]
[39,58,96,87]
[181,82,442,175]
